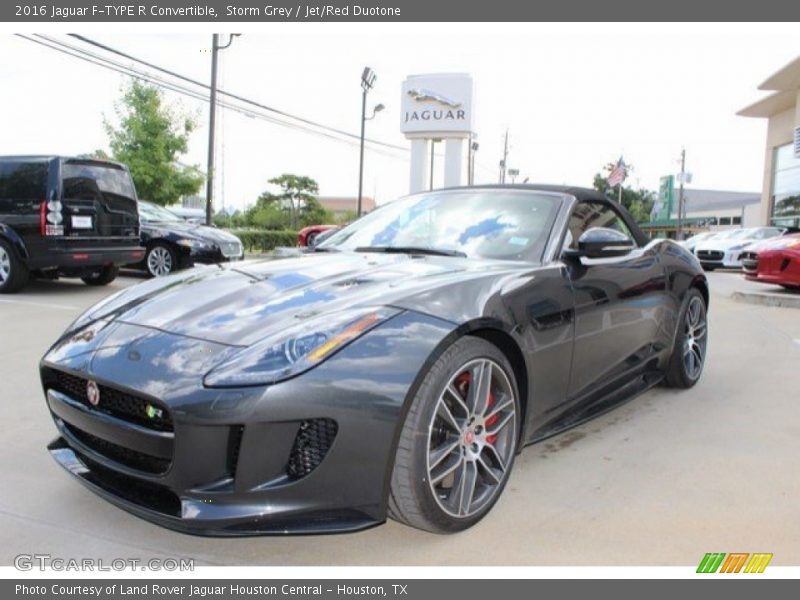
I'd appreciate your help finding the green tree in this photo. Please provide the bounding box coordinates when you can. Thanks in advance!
[261,174,320,230]
[104,81,203,206]
[592,161,656,224]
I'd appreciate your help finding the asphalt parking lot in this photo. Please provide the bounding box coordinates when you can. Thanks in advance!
[1,270,798,566]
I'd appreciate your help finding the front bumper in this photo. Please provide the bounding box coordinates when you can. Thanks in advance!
[40,311,455,535]
[743,250,800,287]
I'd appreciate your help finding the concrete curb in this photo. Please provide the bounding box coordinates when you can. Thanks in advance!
[731,291,800,309]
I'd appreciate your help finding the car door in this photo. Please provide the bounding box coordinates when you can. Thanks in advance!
[563,200,667,401]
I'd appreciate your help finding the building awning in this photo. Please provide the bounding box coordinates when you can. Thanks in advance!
[640,217,710,229]
[737,90,796,118]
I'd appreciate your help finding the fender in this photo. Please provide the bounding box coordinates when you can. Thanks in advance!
[0,222,29,260]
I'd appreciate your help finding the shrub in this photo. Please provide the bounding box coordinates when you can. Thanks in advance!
[229,229,298,254]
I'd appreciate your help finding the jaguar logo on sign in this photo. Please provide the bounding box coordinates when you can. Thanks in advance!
[401,73,473,136]
[86,380,100,407]
[407,88,462,108]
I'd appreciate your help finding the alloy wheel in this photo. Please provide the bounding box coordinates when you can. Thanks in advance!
[0,246,10,284]
[426,358,517,518]
[147,246,173,277]
[683,296,707,380]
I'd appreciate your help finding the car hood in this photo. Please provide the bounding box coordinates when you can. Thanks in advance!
[78,253,528,347]
[696,238,754,252]
[141,221,241,244]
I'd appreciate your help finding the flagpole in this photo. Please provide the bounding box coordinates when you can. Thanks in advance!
[617,183,622,204]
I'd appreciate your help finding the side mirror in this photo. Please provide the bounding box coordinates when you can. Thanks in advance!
[566,227,635,259]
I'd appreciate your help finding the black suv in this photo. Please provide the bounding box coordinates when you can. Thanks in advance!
[0,156,143,293]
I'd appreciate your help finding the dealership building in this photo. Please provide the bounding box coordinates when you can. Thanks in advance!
[738,55,800,229]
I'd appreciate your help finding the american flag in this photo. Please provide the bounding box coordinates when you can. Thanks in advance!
[607,157,626,187]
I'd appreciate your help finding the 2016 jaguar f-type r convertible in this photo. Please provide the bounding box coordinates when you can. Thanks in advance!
[40,185,709,535]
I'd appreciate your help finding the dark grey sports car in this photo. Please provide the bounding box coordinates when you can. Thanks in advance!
[40,185,709,535]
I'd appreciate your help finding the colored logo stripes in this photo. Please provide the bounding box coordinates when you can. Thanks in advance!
[697,553,773,573]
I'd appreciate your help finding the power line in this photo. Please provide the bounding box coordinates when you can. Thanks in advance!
[68,34,409,153]
[16,34,409,162]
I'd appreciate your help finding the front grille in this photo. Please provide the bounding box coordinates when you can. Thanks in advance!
[64,423,171,474]
[220,241,242,258]
[741,251,758,271]
[286,419,338,480]
[44,368,173,432]
[74,450,180,516]
[697,250,724,261]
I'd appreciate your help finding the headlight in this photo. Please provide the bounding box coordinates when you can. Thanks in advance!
[177,238,210,249]
[203,306,402,388]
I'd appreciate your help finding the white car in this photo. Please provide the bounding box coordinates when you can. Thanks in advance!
[695,227,786,270]
[679,231,721,255]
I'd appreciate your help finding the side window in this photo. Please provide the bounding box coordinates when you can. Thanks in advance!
[0,162,48,203]
[565,201,634,250]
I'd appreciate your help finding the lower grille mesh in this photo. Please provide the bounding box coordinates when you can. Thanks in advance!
[286,419,338,480]
[64,423,171,475]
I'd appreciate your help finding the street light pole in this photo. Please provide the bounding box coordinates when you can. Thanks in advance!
[357,67,377,218]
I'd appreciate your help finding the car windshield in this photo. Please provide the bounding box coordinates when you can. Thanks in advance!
[317,190,562,261]
[138,202,182,223]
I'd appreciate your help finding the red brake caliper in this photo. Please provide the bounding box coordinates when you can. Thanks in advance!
[485,392,498,445]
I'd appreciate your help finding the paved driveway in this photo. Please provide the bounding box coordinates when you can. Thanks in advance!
[1,271,798,566]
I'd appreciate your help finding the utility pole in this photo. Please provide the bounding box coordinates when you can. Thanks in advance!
[676,148,686,241]
[205,34,240,226]
[205,34,219,226]
[499,129,509,184]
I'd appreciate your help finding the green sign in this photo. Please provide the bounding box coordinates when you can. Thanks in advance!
[651,175,675,221]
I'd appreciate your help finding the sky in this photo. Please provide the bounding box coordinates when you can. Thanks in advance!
[0,24,797,212]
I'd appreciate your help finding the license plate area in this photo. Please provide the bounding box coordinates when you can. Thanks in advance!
[71,216,93,229]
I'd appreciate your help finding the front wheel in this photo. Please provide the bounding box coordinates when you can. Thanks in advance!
[664,289,708,388]
[389,337,520,533]
[145,243,177,277]
[81,265,119,286]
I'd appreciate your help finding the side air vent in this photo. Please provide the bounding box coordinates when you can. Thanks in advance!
[286,419,338,480]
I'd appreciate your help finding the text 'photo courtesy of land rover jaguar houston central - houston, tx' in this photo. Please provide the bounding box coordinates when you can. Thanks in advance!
[0,156,143,293]
[39,185,709,535]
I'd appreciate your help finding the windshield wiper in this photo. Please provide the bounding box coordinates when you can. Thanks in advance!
[354,245,467,258]
[311,246,339,253]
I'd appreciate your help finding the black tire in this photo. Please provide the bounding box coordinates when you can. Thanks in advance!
[81,265,119,286]
[0,238,29,294]
[664,288,708,388]
[388,336,521,533]
[145,242,177,278]
[780,284,800,292]
[702,265,716,272]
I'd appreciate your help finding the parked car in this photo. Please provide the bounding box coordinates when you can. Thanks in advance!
[679,231,719,255]
[741,233,800,290]
[41,184,708,535]
[133,201,243,277]
[695,227,786,270]
[298,224,337,247]
[0,156,142,293]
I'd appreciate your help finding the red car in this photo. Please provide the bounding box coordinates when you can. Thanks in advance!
[298,224,337,247]
[742,233,800,290]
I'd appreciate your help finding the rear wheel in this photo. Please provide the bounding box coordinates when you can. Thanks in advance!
[0,239,29,294]
[664,289,708,388]
[81,265,119,286]
[145,243,177,277]
[389,337,520,533]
